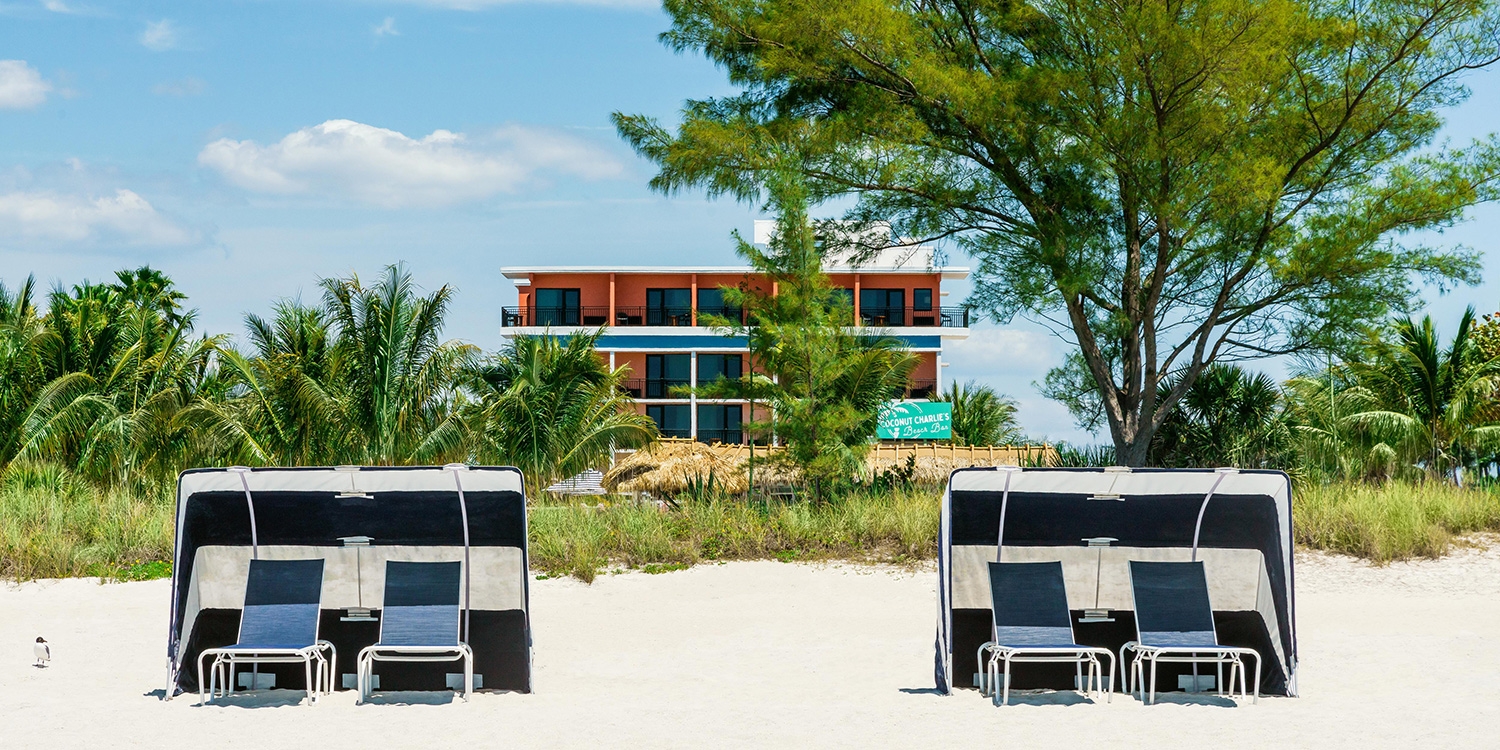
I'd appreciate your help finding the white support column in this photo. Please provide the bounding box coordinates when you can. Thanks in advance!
[935,352,943,395]
[608,351,616,370]
[689,352,699,440]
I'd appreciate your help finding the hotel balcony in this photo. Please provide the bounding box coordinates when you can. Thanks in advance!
[500,305,970,329]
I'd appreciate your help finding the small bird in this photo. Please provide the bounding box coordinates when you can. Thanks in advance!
[33,637,50,668]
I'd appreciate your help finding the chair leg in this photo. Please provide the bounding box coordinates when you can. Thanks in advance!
[1001,654,1012,707]
[464,650,474,701]
[1148,654,1158,705]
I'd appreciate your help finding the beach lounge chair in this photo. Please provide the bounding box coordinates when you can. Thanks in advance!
[977,561,1115,706]
[1121,561,1260,704]
[197,558,335,705]
[357,561,473,703]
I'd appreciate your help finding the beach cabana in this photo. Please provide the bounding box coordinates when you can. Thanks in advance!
[165,465,531,697]
[935,467,1297,697]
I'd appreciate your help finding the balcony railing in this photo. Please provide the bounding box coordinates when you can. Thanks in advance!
[858,306,971,328]
[906,379,938,399]
[644,378,690,399]
[501,304,971,328]
[696,428,744,445]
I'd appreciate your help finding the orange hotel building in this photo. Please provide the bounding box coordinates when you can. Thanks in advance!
[499,222,970,443]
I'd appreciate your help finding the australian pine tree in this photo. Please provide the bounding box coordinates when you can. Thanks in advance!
[695,169,916,499]
[617,0,1500,464]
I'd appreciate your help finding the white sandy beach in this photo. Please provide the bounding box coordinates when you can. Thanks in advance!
[3,548,1499,749]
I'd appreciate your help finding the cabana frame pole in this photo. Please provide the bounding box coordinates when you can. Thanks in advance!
[1190,468,1237,562]
[446,464,473,644]
[993,466,1020,563]
[230,466,258,559]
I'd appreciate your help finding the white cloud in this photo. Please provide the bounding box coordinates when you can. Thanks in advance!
[0,60,50,110]
[373,17,399,37]
[43,0,77,12]
[0,189,199,247]
[140,20,178,51]
[198,119,624,208]
[152,77,206,97]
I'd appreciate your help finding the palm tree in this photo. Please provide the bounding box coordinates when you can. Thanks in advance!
[183,300,340,466]
[0,277,46,464]
[463,330,657,494]
[1150,364,1290,469]
[317,264,477,465]
[1343,308,1500,483]
[935,380,1021,446]
[15,279,221,484]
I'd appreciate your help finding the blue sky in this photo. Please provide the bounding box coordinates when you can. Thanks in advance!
[2,0,1498,445]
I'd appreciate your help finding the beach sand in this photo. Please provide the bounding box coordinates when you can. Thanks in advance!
[4,548,1498,749]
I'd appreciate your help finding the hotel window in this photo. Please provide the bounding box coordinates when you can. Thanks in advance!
[696,404,742,444]
[914,288,933,311]
[645,354,691,398]
[859,289,905,326]
[647,404,691,438]
[912,288,935,325]
[646,288,692,326]
[534,288,580,326]
[697,287,741,323]
[698,354,742,384]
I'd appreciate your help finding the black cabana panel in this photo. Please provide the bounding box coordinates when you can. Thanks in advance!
[167,466,533,696]
[936,468,1297,698]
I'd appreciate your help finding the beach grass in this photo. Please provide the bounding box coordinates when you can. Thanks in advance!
[528,487,938,582]
[6,464,1500,581]
[1293,480,1500,562]
[0,463,175,581]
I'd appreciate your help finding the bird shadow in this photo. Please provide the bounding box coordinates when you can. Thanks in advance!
[141,689,168,699]
[898,687,945,696]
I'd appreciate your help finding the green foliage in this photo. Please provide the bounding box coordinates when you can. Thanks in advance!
[0,462,174,580]
[1150,364,1292,469]
[1343,308,1500,482]
[1295,481,1500,562]
[463,330,658,495]
[527,486,939,582]
[617,0,1500,465]
[934,380,1020,446]
[1053,443,1117,468]
[694,171,917,497]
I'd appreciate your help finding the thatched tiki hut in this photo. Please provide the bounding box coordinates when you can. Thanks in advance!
[602,439,1056,496]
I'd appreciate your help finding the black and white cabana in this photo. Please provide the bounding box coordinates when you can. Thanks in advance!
[165,465,531,697]
[935,467,1297,697]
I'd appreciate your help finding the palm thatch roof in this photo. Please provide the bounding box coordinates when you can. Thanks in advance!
[602,439,1057,495]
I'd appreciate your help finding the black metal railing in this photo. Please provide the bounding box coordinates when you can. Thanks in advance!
[501,304,970,328]
[644,378,691,398]
[906,379,938,399]
[695,306,745,325]
[856,306,971,328]
[695,428,744,445]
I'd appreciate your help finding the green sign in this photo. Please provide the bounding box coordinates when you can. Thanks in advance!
[877,401,953,440]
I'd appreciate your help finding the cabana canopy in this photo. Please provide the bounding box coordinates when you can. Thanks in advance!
[166,465,531,695]
[935,467,1297,697]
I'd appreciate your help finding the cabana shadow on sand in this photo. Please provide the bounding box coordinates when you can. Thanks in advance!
[163,465,532,700]
[935,467,1297,700]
